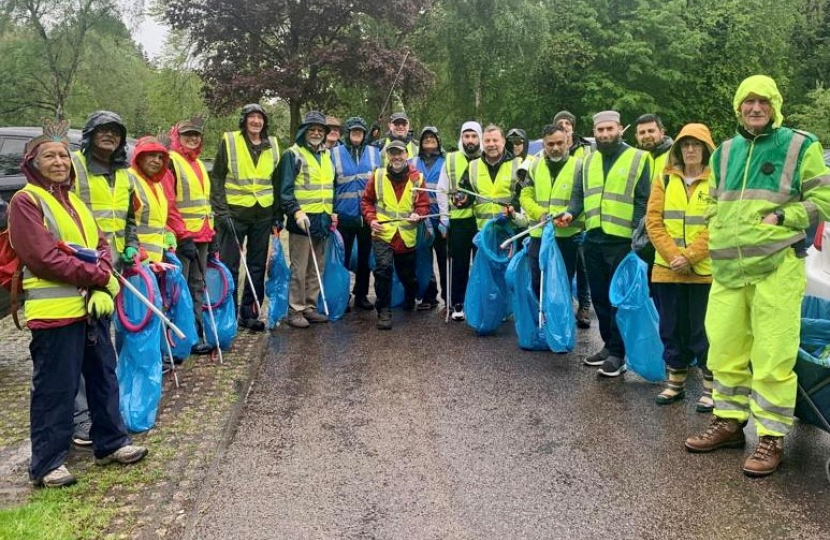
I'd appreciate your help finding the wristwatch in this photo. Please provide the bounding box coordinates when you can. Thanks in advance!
[773,209,785,226]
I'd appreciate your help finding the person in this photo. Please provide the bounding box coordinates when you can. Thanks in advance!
[8,121,148,488]
[331,116,380,311]
[210,103,281,332]
[506,128,528,161]
[554,110,594,158]
[279,111,336,328]
[165,117,216,355]
[375,112,418,165]
[457,125,523,232]
[411,126,446,309]
[634,113,673,183]
[519,124,584,300]
[684,75,830,477]
[325,115,343,149]
[70,110,138,447]
[436,121,482,321]
[645,123,715,410]
[553,110,593,328]
[556,111,650,377]
[361,140,430,329]
[128,137,171,263]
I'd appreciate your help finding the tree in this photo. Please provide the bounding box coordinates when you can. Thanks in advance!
[163,0,434,133]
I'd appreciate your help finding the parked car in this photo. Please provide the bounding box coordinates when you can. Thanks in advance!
[0,127,136,203]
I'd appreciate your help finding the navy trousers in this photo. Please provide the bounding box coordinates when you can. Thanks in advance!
[29,318,131,481]
[652,282,711,370]
[583,240,630,358]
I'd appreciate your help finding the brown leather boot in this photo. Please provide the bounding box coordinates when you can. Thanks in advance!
[742,436,784,477]
[685,417,746,453]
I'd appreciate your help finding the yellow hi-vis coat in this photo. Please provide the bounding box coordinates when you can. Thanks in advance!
[372,169,423,248]
[222,131,280,207]
[130,171,169,263]
[169,151,212,232]
[520,152,583,238]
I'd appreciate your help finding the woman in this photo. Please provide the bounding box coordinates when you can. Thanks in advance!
[8,120,147,488]
[165,118,216,355]
[645,123,715,411]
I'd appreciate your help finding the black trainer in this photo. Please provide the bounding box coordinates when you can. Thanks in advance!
[239,318,265,332]
[583,348,609,366]
[356,296,375,311]
[598,356,627,377]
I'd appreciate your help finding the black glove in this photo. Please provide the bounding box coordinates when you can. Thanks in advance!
[215,214,235,234]
[273,215,284,232]
[177,237,197,260]
[208,235,220,257]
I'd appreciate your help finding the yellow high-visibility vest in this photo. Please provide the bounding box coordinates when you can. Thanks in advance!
[170,151,212,232]
[130,171,169,263]
[288,144,335,214]
[654,173,711,275]
[223,131,280,207]
[373,169,423,247]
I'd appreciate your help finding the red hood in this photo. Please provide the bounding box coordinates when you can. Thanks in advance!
[130,136,170,182]
[169,123,203,161]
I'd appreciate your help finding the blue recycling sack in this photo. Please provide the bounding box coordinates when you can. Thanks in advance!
[609,252,665,382]
[160,251,198,360]
[540,224,576,352]
[506,239,547,350]
[465,218,516,335]
[266,235,291,328]
[391,268,405,307]
[318,229,350,321]
[202,257,237,350]
[115,263,163,433]
[416,221,435,298]
[348,236,375,272]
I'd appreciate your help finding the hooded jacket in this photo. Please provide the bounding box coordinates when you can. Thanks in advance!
[506,128,528,160]
[8,142,112,329]
[413,127,445,221]
[646,123,715,284]
[165,124,214,243]
[129,137,173,262]
[436,121,483,226]
[279,120,335,237]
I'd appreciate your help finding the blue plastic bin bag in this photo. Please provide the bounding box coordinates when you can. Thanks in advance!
[318,229,351,321]
[465,218,516,335]
[115,262,163,433]
[160,251,198,360]
[539,223,576,352]
[202,256,237,350]
[506,239,548,350]
[266,235,291,328]
[416,221,435,298]
[609,252,665,382]
[348,237,376,272]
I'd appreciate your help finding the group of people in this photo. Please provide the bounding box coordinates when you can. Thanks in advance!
[7,74,829,488]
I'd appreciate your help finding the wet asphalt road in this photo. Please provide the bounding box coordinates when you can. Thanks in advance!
[187,308,830,540]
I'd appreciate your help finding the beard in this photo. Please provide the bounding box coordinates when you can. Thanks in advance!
[596,135,621,154]
[463,143,480,155]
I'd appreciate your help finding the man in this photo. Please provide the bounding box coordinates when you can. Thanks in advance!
[436,121,482,321]
[375,112,418,165]
[325,116,343,149]
[279,111,336,329]
[361,140,430,329]
[684,75,830,477]
[70,110,138,447]
[519,125,584,298]
[411,126,446,309]
[506,128,528,161]
[332,116,380,311]
[554,110,595,328]
[556,111,650,377]
[554,110,594,158]
[457,125,523,231]
[634,113,673,181]
[9,122,147,488]
[210,103,281,332]
[165,117,216,355]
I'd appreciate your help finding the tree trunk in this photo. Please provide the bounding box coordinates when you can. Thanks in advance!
[289,100,302,137]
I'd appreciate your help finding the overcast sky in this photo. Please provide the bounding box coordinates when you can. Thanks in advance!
[135,17,168,59]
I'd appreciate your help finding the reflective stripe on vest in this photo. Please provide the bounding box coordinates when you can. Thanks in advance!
[583,148,646,238]
[224,131,279,207]
[332,144,379,218]
[445,151,474,220]
[289,145,335,214]
[71,151,133,254]
[170,151,213,232]
[654,173,712,275]
[412,154,445,215]
[529,156,583,238]
[374,169,422,247]
[468,156,520,230]
[131,171,169,262]
[19,184,99,321]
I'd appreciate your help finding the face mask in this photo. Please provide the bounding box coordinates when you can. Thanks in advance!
[548,154,565,163]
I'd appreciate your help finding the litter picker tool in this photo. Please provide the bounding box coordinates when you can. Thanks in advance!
[196,255,224,364]
[304,219,329,316]
[162,328,180,388]
[499,212,565,250]
[227,219,263,318]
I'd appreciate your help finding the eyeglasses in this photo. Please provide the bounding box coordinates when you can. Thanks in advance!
[680,140,704,149]
[96,125,121,135]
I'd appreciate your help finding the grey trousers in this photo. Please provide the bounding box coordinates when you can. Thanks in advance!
[288,233,327,314]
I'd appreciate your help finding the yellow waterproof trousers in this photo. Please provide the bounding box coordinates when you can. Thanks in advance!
[705,249,804,437]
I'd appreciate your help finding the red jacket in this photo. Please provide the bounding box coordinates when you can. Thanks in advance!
[361,165,430,254]
[9,159,112,329]
[165,124,215,243]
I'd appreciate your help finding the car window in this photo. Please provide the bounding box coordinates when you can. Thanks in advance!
[0,137,26,176]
